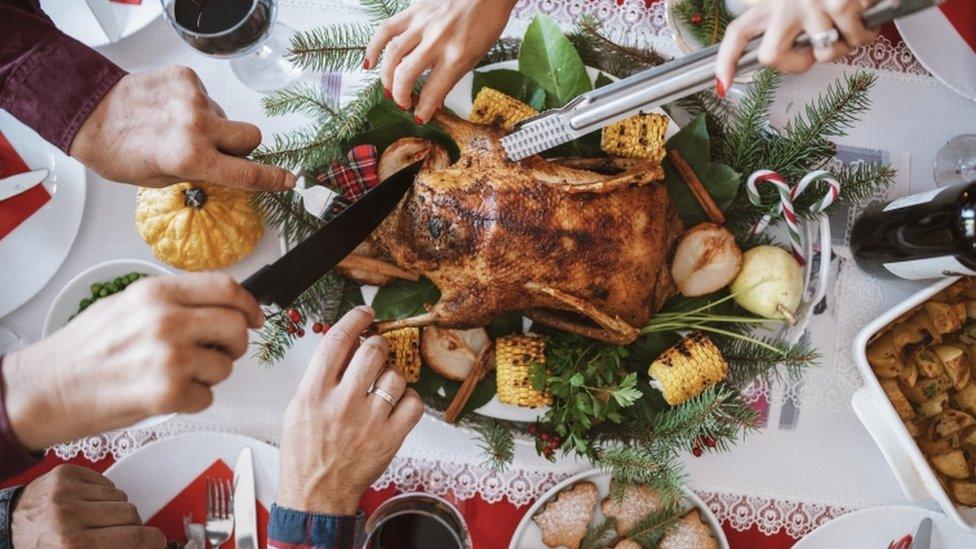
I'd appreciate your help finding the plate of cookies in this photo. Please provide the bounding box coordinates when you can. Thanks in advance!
[511,469,727,549]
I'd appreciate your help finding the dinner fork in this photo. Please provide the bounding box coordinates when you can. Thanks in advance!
[204,477,234,548]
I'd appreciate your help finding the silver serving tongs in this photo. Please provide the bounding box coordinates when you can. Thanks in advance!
[501,0,942,161]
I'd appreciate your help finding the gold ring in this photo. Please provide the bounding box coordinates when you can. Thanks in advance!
[369,387,399,408]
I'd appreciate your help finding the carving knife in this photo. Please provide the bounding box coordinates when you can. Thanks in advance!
[242,162,421,309]
[233,447,257,549]
[0,170,48,202]
[501,0,943,160]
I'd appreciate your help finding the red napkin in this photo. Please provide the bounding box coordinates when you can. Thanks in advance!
[942,0,976,53]
[146,459,269,548]
[0,132,50,242]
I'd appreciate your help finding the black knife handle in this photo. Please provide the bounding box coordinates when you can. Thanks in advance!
[241,264,276,306]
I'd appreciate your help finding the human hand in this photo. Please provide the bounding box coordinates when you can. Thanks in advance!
[11,464,165,548]
[69,66,295,191]
[365,0,519,124]
[277,307,423,515]
[3,273,263,451]
[716,0,878,92]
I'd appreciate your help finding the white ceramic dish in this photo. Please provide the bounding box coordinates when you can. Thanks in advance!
[0,110,86,319]
[104,431,279,521]
[509,468,728,549]
[43,258,174,431]
[851,276,976,531]
[795,505,976,548]
[40,0,163,49]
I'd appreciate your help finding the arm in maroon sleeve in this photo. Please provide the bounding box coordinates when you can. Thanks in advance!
[0,0,127,153]
[0,357,41,479]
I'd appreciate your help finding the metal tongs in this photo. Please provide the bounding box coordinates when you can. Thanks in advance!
[501,0,942,160]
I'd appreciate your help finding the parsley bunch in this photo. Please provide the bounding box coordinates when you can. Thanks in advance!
[530,334,643,457]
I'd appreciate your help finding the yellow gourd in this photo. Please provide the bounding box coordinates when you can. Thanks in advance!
[135,182,263,271]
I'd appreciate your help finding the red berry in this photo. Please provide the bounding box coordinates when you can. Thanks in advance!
[541,433,550,441]
[320,323,331,334]
[286,324,297,335]
[297,328,306,338]
[312,322,323,334]
[528,424,537,435]
[704,437,717,448]
[691,12,703,25]
[286,308,301,323]
[692,446,703,458]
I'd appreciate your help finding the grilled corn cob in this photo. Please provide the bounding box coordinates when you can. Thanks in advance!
[600,113,668,161]
[383,327,422,383]
[496,334,552,408]
[469,87,538,132]
[648,332,728,405]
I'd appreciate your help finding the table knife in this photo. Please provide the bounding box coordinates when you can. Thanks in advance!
[85,0,122,43]
[0,170,48,202]
[233,447,258,549]
[910,517,932,549]
[501,0,943,160]
[242,161,421,309]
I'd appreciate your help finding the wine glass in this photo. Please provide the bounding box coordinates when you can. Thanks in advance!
[934,134,976,187]
[159,0,301,93]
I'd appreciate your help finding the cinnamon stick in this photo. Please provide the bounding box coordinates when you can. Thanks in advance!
[337,254,420,281]
[668,149,726,225]
[444,342,494,424]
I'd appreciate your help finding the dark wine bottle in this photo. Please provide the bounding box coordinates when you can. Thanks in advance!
[851,180,976,279]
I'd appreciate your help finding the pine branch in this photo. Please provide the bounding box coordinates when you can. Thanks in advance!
[718,335,820,386]
[647,385,759,453]
[722,68,780,176]
[251,314,297,365]
[594,445,685,506]
[251,123,340,171]
[580,518,617,549]
[289,23,375,73]
[623,504,686,547]
[262,83,339,121]
[251,185,323,247]
[830,160,896,207]
[770,71,876,179]
[673,0,733,46]
[359,0,408,21]
[569,14,667,77]
[473,418,516,471]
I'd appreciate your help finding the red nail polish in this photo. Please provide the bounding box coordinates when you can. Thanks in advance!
[413,115,424,125]
[715,78,727,99]
[363,58,371,70]
[383,87,392,99]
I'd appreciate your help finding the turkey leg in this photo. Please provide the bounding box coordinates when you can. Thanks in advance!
[523,282,640,344]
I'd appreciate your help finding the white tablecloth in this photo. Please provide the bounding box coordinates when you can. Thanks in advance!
[3,0,976,538]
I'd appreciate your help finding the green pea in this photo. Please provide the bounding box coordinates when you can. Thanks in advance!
[90,283,102,295]
[99,288,110,297]
[125,273,137,284]
[113,277,124,287]
[109,283,121,293]
[80,298,92,308]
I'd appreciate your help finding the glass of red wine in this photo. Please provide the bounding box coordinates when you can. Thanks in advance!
[160,0,300,92]
[364,493,471,549]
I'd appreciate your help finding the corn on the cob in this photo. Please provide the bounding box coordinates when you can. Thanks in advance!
[648,331,728,405]
[496,334,552,408]
[469,87,538,132]
[383,327,422,383]
[600,113,668,161]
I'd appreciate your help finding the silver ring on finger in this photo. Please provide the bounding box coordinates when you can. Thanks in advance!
[809,28,840,50]
[369,386,399,408]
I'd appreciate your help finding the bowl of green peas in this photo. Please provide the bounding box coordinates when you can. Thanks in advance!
[43,259,172,337]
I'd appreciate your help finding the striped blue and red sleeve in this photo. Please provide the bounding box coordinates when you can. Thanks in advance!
[268,504,365,549]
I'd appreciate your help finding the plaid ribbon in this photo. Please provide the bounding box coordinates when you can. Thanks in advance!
[316,144,380,220]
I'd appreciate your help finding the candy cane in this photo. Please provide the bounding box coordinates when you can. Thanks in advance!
[746,170,803,262]
[790,170,841,214]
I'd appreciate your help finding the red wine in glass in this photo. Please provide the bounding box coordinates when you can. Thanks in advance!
[161,0,299,92]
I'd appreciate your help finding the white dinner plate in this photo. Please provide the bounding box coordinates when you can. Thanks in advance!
[897,1,976,102]
[795,506,976,548]
[40,0,163,49]
[510,468,728,549]
[0,110,86,319]
[104,431,279,522]
[441,60,680,423]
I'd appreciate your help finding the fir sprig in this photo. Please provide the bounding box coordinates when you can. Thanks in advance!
[622,504,686,547]
[360,0,408,20]
[719,335,820,385]
[674,0,733,46]
[580,518,617,549]
[261,84,339,121]
[251,123,340,171]
[480,37,523,66]
[472,419,516,471]
[288,23,376,73]
[646,385,759,453]
[252,314,297,365]
[594,446,686,505]
[722,68,780,177]
[569,14,667,77]
[251,185,323,248]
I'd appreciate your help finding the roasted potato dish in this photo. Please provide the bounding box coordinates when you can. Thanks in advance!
[866,278,976,506]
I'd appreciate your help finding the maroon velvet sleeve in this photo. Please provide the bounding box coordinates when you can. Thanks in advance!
[0,1,127,153]
[0,357,42,479]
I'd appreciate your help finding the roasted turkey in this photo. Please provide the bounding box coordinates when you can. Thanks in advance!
[369,111,684,344]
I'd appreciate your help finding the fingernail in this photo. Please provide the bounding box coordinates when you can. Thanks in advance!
[715,78,727,99]
[413,115,424,125]
[363,58,371,70]
[356,305,375,315]
[399,102,409,111]
[383,87,392,99]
